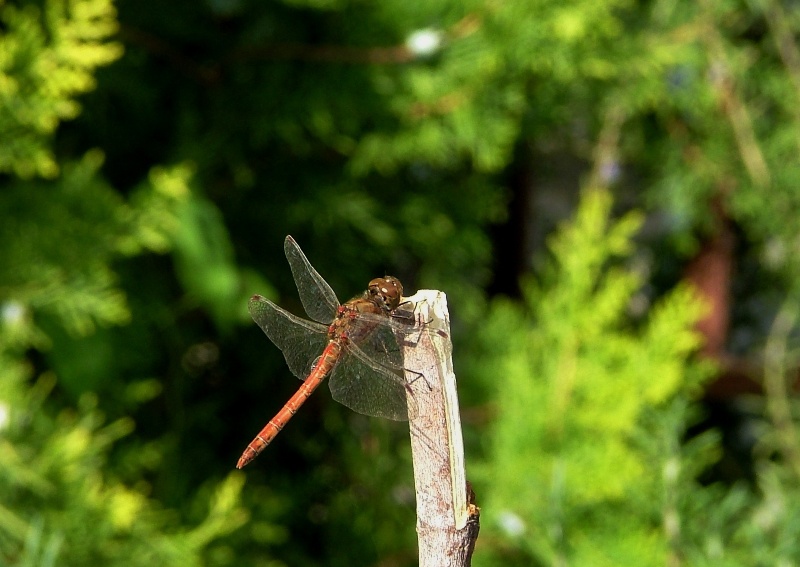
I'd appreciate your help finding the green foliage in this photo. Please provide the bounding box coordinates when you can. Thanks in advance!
[0,3,253,564]
[0,151,191,335]
[171,189,260,330]
[350,0,636,174]
[0,357,246,567]
[473,188,712,565]
[3,0,800,565]
[0,0,123,178]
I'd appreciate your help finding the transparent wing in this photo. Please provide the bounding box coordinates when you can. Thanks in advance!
[284,235,340,324]
[329,346,414,421]
[248,294,329,380]
[328,321,418,421]
[347,316,407,370]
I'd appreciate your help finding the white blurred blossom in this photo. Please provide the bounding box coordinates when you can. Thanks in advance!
[406,29,443,56]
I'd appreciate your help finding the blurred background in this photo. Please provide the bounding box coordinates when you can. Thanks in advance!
[3,0,800,565]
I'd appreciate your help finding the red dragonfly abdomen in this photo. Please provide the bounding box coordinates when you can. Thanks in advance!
[236,340,342,469]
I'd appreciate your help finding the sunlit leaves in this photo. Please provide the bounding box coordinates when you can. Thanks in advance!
[0,0,122,178]
[0,152,191,336]
[0,366,247,567]
[476,188,709,565]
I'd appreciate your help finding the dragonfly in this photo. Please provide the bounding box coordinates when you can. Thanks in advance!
[237,235,422,469]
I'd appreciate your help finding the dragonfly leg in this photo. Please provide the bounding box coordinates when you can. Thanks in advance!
[394,298,449,338]
[405,367,433,393]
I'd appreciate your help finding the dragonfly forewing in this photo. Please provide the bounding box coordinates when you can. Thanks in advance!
[284,236,340,324]
[248,295,329,380]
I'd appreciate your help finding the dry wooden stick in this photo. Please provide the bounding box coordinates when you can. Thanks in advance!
[401,290,480,567]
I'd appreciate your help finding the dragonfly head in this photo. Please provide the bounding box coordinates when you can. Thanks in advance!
[367,276,403,313]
